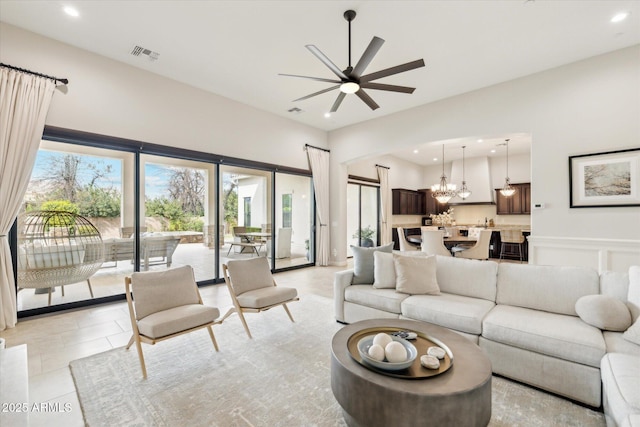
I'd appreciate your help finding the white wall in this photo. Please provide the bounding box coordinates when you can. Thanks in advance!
[329,45,640,272]
[0,23,328,170]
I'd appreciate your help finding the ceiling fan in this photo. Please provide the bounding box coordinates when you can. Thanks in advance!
[280,10,425,113]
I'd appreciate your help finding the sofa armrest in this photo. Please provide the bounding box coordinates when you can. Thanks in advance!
[334,269,354,323]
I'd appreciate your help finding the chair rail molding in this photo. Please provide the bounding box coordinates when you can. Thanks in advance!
[527,236,640,274]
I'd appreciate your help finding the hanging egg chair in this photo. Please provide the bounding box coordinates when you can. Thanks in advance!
[17,210,104,305]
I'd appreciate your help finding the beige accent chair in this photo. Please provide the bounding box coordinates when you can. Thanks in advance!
[420,229,452,257]
[454,229,493,260]
[397,227,419,252]
[222,257,299,338]
[125,265,221,378]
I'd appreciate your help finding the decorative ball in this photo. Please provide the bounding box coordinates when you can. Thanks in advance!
[367,344,385,361]
[385,341,407,363]
[372,333,392,349]
[427,346,446,360]
[420,355,440,370]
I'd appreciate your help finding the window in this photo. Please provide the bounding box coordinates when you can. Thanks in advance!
[282,194,292,228]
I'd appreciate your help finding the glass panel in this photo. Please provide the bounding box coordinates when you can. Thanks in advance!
[220,165,272,269]
[346,182,380,257]
[274,172,314,269]
[17,140,134,311]
[140,154,215,282]
[360,186,379,247]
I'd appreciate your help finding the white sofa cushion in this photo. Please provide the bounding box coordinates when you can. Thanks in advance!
[401,293,495,335]
[482,305,605,367]
[601,353,640,427]
[394,254,440,295]
[435,255,498,301]
[373,252,396,289]
[496,263,599,316]
[624,318,640,346]
[604,331,640,356]
[575,294,632,331]
[344,285,408,314]
[628,266,640,322]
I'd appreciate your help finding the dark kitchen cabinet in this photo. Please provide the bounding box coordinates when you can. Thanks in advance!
[392,189,424,215]
[495,183,530,215]
[419,189,450,216]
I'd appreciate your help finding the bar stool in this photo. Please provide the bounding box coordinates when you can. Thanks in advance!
[499,229,525,262]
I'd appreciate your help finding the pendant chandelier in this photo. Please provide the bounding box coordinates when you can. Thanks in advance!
[431,145,457,204]
[457,145,472,200]
[500,138,516,197]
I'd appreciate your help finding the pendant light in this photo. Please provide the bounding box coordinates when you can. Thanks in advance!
[457,145,472,200]
[431,145,457,204]
[500,138,516,197]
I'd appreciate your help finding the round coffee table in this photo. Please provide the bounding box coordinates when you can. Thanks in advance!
[331,319,492,427]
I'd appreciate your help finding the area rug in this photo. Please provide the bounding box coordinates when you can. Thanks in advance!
[70,295,605,427]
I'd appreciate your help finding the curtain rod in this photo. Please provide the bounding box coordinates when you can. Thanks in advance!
[304,143,330,153]
[375,164,390,169]
[0,63,69,85]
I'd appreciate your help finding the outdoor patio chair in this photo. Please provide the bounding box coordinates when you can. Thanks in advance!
[222,256,298,338]
[125,265,221,378]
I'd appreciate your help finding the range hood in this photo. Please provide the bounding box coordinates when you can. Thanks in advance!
[449,157,494,204]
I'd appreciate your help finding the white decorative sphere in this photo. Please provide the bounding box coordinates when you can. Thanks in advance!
[367,344,385,361]
[385,341,407,363]
[372,333,392,349]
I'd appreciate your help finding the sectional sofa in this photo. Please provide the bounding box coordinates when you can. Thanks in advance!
[334,249,640,426]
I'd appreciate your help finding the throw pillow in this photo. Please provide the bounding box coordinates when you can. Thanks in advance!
[351,243,394,284]
[373,252,396,289]
[575,295,632,331]
[393,254,440,295]
[623,317,640,346]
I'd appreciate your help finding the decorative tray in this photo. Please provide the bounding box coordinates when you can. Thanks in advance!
[346,326,453,379]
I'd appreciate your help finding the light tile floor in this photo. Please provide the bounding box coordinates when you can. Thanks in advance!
[2,262,346,427]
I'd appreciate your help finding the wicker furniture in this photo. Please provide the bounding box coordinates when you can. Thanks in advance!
[17,211,104,305]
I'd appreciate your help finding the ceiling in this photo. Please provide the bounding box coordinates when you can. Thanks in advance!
[1,1,638,134]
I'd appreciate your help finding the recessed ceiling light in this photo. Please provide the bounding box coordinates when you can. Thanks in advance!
[490,149,496,153]
[477,139,483,143]
[433,157,438,162]
[324,112,331,118]
[611,12,629,23]
[413,149,419,154]
[63,6,79,17]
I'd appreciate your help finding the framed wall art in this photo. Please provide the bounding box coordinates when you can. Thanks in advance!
[569,148,640,208]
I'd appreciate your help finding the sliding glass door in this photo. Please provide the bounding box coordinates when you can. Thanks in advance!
[347,182,380,257]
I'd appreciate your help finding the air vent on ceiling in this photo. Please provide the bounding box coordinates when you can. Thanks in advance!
[130,45,159,62]
[287,107,303,114]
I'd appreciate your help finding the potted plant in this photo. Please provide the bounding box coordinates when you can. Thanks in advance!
[352,226,376,247]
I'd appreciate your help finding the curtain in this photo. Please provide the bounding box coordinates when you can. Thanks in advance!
[306,146,330,266]
[0,68,56,330]
[376,165,391,245]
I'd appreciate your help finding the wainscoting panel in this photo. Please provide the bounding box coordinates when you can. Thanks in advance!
[527,236,640,274]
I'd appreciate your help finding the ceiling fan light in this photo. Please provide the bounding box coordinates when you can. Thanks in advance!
[340,82,360,94]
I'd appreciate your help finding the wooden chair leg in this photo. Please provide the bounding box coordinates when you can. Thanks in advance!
[48,288,52,306]
[61,285,65,297]
[237,311,252,339]
[282,304,295,323]
[131,335,147,379]
[125,335,135,350]
[207,325,219,351]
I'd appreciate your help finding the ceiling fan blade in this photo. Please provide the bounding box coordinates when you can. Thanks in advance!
[279,73,342,84]
[355,89,380,110]
[330,92,347,112]
[360,59,425,83]
[305,45,349,80]
[351,36,385,78]
[293,85,340,102]
[359,82,416,94]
